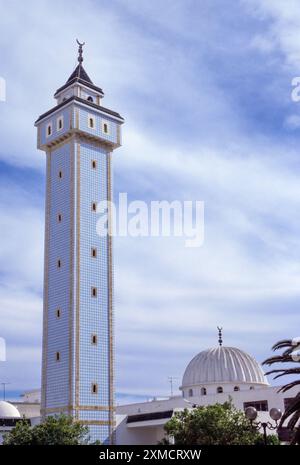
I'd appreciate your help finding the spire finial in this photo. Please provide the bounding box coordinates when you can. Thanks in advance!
[217,326,223,346]
[76,39,85,64]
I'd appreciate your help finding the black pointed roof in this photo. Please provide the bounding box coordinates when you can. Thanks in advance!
[54,62,104,97]
[66,63,93,84]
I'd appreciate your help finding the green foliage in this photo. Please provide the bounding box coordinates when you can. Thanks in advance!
[3,414,89,445]
[163,401,279,445]
[2,419,33,445]
[254,434,280,445]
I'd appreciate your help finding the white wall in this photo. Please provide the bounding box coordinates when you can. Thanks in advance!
[115,385,299,445]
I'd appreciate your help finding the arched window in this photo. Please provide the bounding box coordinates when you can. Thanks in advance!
[217,386,223,394]
[188,389,193,397]
[234,386,240,392]
[87,96,94,102]
[201,387,207,396]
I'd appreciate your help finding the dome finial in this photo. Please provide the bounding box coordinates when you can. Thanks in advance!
[76,39,85,64]
[217,326,223,346]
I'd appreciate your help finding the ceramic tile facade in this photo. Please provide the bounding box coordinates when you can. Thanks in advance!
[36,64,123,444]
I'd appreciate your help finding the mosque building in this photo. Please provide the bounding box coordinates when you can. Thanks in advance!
[1,330,297,444]
[115,330,297,444]
[0,44,297,446]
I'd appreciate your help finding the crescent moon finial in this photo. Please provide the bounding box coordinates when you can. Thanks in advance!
[76,39,85,63]
[76,39,85,47]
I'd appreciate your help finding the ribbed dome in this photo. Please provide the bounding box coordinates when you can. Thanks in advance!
[0,401,21,419]
[181,346,268,388]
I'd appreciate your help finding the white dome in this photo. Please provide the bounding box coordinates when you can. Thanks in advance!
[0,401,21,419]
[181,346,269,388]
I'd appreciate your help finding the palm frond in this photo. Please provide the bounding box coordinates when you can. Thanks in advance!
[278,380,300,393]
[291,428,300,445]
[282,347,295,356]
[265,368,300,380]
[279,393,300,425]
[263,355,293,365]
[272,339,292,351]
[287,411,300,430]
[265,338,300,444]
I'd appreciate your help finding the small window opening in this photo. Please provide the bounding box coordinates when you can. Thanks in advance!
[92,383,98,394]
[57,117,63,130]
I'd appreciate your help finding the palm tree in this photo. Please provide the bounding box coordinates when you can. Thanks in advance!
[263,338,300,445]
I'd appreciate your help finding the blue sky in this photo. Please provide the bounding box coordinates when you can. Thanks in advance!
[0,0,300,403]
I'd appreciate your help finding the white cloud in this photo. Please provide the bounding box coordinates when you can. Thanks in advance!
[244,0,300,68]
[0,0,299,397]
[114,126,300,394]
[250,34,276,54]
[284,114,300,129]
[0,183,44,288]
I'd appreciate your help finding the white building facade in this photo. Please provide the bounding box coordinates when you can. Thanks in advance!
[115,343,298,444]
[2,342,297,444]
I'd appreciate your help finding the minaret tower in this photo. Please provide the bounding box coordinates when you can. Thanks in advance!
[35,41,124,444]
